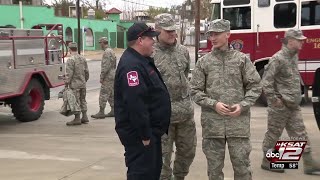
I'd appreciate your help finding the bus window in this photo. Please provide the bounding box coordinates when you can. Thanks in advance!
[274,3,297,28]
[223,7,251,30]
[223,0,250,6]
[210,3,221,21]
[301,1,320,26]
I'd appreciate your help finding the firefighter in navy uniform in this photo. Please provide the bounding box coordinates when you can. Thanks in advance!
[114,22,171,180]
[312,68,320,130]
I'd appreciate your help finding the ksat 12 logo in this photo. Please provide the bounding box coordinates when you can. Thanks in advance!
[266,141,307,169]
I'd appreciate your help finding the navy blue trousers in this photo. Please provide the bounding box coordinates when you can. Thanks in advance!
[124,135,162,180]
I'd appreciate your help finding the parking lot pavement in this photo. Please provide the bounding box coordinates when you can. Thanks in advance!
[0,89,319,180]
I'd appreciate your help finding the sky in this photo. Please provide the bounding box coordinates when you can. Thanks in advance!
[45,0,186,10]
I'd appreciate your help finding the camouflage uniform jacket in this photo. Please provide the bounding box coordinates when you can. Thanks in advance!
[153,42,194,123]
[262,46,301,109]
[100,48,117,84]
[190,48,262,138]
[66,54,89,89]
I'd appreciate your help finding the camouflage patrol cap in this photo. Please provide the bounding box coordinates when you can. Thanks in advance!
[99,37,108,43]
[285,29,307,40]
[68,42,78,48]
[155,13,176,31]
[207,19,230,33]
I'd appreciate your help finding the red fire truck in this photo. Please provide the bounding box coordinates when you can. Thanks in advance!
[199,0,320,103]
[0,24,66,122]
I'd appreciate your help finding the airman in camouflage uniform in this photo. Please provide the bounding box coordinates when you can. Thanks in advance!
[261,29,320,175]
[190,19,262,180]
[65,42,89,126]
[91,37,117,119]
[153,13,196,180]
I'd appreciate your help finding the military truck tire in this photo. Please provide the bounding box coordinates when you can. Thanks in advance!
[257,68,268,106]
[11,79,45,122]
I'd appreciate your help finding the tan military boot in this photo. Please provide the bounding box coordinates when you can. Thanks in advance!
[91,107,106,119]
[81,111,89,124]
[260,156,285,173]
[105,107,114,117]
[303,151,320,175]
[66,114,81,126]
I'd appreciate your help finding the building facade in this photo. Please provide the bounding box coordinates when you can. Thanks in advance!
[0,4,134,50]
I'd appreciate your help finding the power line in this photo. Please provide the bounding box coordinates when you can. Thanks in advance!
[120,0,165,8]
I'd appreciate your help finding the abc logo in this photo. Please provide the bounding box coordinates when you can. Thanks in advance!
[265,149,280,161]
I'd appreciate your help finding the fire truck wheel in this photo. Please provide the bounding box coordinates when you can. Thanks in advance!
[257,68,268,106]
[11,79,45,122]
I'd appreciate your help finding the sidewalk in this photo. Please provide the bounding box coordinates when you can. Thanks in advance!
[0,89,319,180]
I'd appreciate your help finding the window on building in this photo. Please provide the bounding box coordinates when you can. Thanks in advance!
[223,0,250,6]
[274,3,297,28]
[65,27,73,43]
[12,0,32,4]
[223,7,251,30]
[301,1,320,26]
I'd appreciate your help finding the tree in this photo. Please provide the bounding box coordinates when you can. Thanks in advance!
[81,0,106,10]
[50,0,106,19]
[186,0,212,20]
[94,9,106,20]
[81,0,107,19]
[200,0,212,20]
[147,7,170,20]
[51,0,75,17]
[12,0,32,4]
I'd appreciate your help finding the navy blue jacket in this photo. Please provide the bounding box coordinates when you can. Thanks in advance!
[114,47,171,146]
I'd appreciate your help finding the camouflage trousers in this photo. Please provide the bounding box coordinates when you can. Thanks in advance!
[262,106,311,154]
[72,88,87,111]
[202,137,252,180]
[99,83,114,109]
[160,119,197,180]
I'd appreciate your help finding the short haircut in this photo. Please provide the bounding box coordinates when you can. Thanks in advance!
[282,38,289,45]
[128,40,137,47]
[69,47,77,52]
[127,37,148,47]
[155,25,161,30]
[100,41,108,45]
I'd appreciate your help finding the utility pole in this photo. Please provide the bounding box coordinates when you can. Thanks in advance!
[195,0,200,62]
[180,4,185,44]
[96,0,99,9]
[76,0,81,54]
